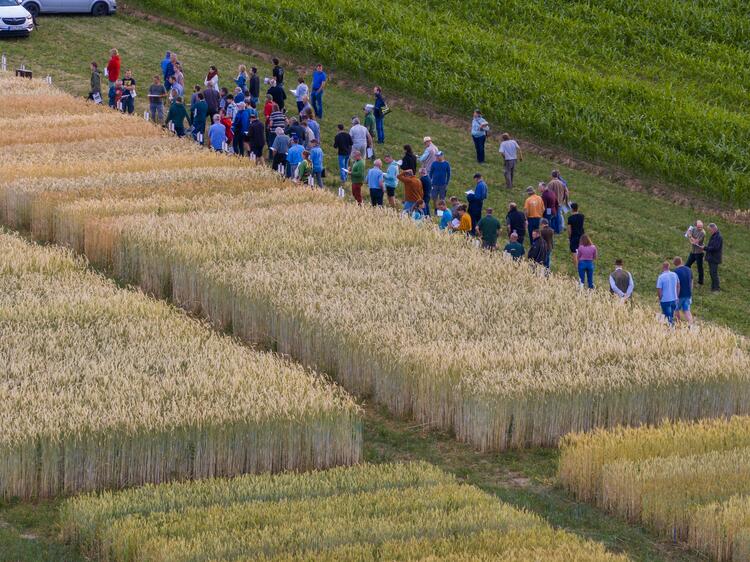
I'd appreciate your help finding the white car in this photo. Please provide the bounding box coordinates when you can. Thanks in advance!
[21,0,116,18]
[0,0,33,36]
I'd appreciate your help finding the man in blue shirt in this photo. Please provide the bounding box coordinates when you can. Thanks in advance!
[466,173,487,236]
[208,114,226,152]
[673,256,693,325]
[161,51,171,82]
[656,261,680,326]
[286,137,305,179]
[310,139,325,188]
[383,154,399,208]
[436,199,453,230]
[310,64,327,119]
[367,159,385,206]
[429,152,451,208]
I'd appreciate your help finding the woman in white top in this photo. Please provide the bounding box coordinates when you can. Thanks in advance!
[204,65,219,91]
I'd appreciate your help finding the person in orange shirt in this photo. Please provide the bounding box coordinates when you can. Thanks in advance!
[397,169,424,212]
[523,185,545,241]
[450,204,473,235]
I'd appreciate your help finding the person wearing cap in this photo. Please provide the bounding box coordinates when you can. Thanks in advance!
[310,139,325,188]
[384,155,400,208]
[367,159,386,206]
[471,110,490,163]
[609,259,635,303]
[270,127,290,172]
[286,136,305,178]
[248,111,266,162]
[477,207,502,250]
[333,124,353,183]
[418,137,439,173]
[232,101,250,156]
[523,186,545,242]
[348,150,366,205]
[499,132,522,190]
[373,86,387,143]
[503,232,525,260]
[506,202,527,246]
[208,114,227,152]
[429,151,451,208]
[349,117,371,161]
[310,63,327,118]
[398,169,423,212]
[467,174,488,236]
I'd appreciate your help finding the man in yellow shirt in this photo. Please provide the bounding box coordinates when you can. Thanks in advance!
[523,185,545,241]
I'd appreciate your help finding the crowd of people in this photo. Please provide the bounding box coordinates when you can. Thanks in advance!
[86,48,726,328]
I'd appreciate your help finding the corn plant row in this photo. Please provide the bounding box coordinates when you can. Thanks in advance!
[101,201,750,450]
[558,417,750,561]
[126,0,750,203]
[0,230,361,498]
[61,462,627,562]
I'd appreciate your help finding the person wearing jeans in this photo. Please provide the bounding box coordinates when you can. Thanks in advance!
[333,124,353,183]
[656,261,680,325]
[367,159,385,206]
[685,221,706,285]
[373,86,387,144]
[471,110,489,163]
[310,139,325,188]
[704,223,723,292]
[576,234,597,289]
[499,132,522,189]
[310,63,327,119]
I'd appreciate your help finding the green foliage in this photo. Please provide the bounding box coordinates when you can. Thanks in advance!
[131,0,750,205]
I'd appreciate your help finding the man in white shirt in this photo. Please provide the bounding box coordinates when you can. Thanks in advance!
[349,117,372,160]
[499,132,522,190]
[609,259,635,303]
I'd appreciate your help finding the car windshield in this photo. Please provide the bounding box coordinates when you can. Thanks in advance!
[0,0,21,6]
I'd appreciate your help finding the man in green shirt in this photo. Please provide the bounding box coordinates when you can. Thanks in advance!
[349,149,366,205]
[165,96,190,137]
[476,208,502,250]
[503,232,525,260]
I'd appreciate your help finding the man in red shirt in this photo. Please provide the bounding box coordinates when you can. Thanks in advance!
[541,182,558,235]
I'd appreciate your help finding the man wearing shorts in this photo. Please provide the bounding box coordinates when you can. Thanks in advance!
[673,256,693,325]
[567,202,585,267]
[656,261,680,326]
[383,154,399,208]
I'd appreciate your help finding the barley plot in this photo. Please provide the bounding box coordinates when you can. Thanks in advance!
[61,462,628,562]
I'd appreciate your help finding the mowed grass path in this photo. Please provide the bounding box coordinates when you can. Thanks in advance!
[3,14,749,335]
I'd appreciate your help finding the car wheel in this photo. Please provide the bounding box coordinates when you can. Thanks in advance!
[24,2,40,18]
[91,1,108,16]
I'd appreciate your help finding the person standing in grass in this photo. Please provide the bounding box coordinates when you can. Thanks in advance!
[272,58,284,86]
[523,186,545,242]
[147,75,167,123]
[191,93,209,145]
[311,64,327,118]
[165,96,190,137]
[286,136,304,178]
[373,86,387,144]
[477,208,502,250]
[384,154,400,208]
[471,109,490,163]
[657,261,680,325]
[467,173,488,236]
[397,169,423,212]
[232,102,250,156]
[418,168,432,216]
[295,150,312,184]
[527,229,548,267]
[234,64,249,94]
[547,170,569,233]
[271,127,290,173]
[499,132,522,189]
[307,114,321,142]
[350,117,370,160]
[685,220,706,286]
[567,202,585,267]
[418,137,439,173]
[266,79,286,111]
[248,113,266,163]
[167,76,183,103]
[541,182,559,235]
[106,48,120,87]
[540,218,554,269]
[310,139,325,188]
[705,223,723,292]
[208,114,227,152]
[88,62,101,103]
[429,152,451,209]
[367,159,385,206]
[204,65,220,92]
[506,202,527,246]
[348,150,365,205]
[160,51,171,83]
[293,77,309,114]
[673,256,693,325]
[363,106,376,148]
[401,145,418,175]
[576,234,597,289]
[248,67,260,105]
[609,259,634,303]
[436,199,453,230]
[203,85,221,121]
[504,232,525,260]
[120,69,136,115]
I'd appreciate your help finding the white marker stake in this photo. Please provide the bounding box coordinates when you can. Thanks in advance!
[1,55,7,72]
[144,111,150,122]
[45,75,51,85]
[169,122,175,133]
